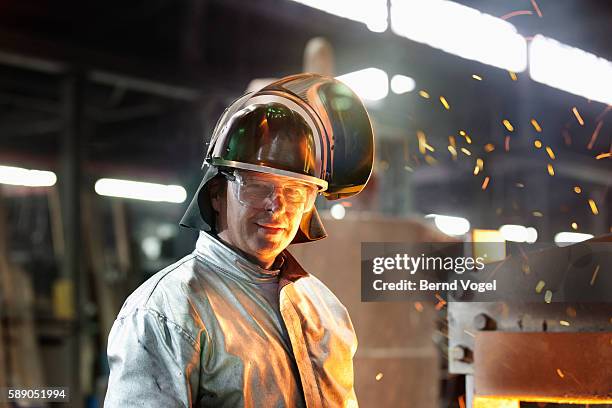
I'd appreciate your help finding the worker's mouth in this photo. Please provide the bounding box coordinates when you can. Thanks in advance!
[255,223,286,233]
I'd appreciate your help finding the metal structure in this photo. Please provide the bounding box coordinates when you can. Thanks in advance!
[448,237,612,406]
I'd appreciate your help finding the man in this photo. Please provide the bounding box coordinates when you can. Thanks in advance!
[104,74,374,407]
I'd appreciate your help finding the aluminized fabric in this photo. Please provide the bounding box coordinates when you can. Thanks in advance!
[105,232,358,407]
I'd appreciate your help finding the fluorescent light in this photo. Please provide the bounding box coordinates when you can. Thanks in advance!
[426,214,470,236]
[499,224,528,242]
[289,0,388,32]
[0,165,57,187]
[529,35,612,105]
[94,178,187,203]
[554,232,594,247]
[390,0,527,72]
[330,203,346,220]
[525,227,538,243]
[390,74,416,94]
[141,236,162,260]
[337,68,389,101]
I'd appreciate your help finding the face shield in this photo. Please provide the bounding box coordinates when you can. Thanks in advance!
[180,73,375,244]
[210,102,328,191]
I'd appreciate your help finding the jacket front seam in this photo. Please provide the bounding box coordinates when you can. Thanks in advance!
[282,286,325,408]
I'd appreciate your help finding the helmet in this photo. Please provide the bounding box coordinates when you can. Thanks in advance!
[180,73,374,243]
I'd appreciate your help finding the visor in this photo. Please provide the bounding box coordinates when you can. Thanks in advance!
[210,101,328,190]
[259,74,374,199]
[180,73,375,244]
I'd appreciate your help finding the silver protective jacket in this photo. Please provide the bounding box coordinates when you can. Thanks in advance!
[105,232,358,407]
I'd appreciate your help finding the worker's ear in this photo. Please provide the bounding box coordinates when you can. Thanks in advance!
[208,177,226,213]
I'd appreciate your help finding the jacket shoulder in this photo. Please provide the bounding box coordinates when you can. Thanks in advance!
[117,254,197,316]
[115,253,211,345]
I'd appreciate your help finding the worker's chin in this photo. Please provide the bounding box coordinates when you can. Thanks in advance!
[252,237,286,258]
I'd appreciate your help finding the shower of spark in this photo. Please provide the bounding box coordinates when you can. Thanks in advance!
[572,107,585,126]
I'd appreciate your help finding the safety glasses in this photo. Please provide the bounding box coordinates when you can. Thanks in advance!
[222,170,316,212]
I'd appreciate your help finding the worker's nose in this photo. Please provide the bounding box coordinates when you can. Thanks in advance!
[264,188,287,213]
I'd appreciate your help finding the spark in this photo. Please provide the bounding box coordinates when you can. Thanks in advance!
[530,118,542,132]
[516,182,525,188]
[508,71,518,81]
[556,368,565,378]
[459,130,466,136]
[560,320,570,326]
[588,199,599,215]
[458,395,466,408]
[424,155,437,165]
[545,146,556,160]
[571,222,578,230]
[476,158,484,171]
[572,107,585,126]
[484,143,495,153]
[502,119,514,132]
[471,74,482,81]
[544,290,553,303]
[481,176,490,190]
[505,136,510,151]
[596,152,612,159]
[419,90,430,99]
[535,280,545,293]
[587,121,604,150]
[465,135,472,144]
[500,10,533,20]
[375,373,384,381]
[547,163,555,176]
[448,145,458,159]
[530,0,543,17]
[434,293,447,310]
[449,135,457,147]
[522,262,530,274]
[461,147,472,156]
[417,130,427,154]
[573,186,582,194]
[439,96,450,110]
[590,264,600,286]
[473,165,480,175]
[414,302,424,312]
[533,211,543,217]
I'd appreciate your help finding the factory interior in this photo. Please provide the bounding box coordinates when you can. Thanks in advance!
[0,0,610,407]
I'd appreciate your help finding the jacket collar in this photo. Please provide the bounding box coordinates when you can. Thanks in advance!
[194,232,309,286]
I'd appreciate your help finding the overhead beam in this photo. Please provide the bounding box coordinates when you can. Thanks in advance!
[0,28,241,101]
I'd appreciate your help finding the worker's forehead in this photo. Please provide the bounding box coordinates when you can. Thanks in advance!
[236,169,314,186]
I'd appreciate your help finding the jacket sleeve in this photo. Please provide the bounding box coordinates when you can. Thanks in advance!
[104,308,201,408]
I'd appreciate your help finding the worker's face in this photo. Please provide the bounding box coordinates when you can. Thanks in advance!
[211,170,316,269]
